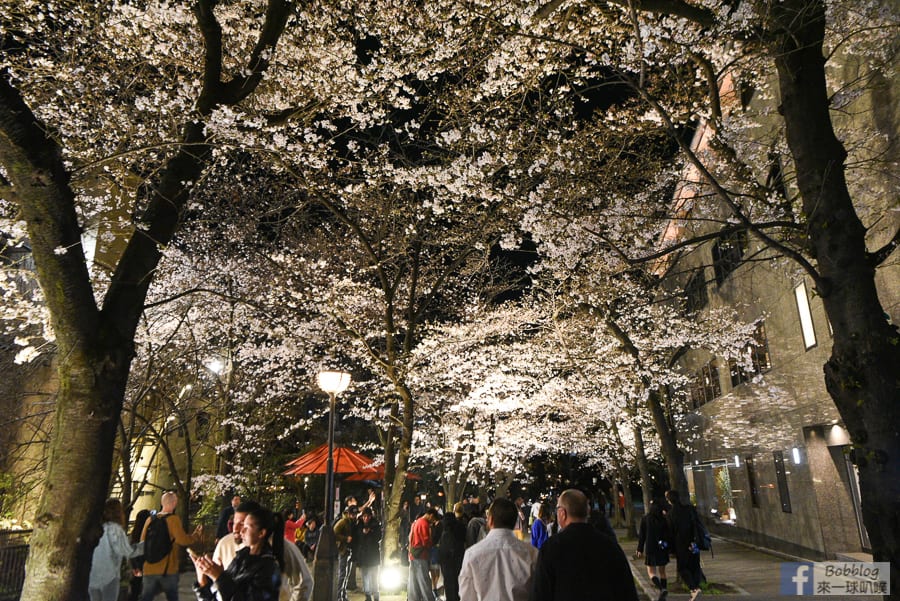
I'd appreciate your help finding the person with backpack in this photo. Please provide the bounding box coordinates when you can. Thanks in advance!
[140,491,203,601]
[636,498,673,600]
[664,490,706,601]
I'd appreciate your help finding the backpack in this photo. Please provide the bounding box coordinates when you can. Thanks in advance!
[692,508,713,554]
[143,514,173,564]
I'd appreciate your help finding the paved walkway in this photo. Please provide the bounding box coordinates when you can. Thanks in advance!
[617,528,884,601]
[160,531,883,600]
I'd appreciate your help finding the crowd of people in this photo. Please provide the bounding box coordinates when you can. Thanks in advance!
[88,485,706,601]
[402,489,638,601]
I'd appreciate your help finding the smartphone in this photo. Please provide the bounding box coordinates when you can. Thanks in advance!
[187,548,199,560]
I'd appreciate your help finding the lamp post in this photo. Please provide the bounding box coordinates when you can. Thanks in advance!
[312,370,351,601]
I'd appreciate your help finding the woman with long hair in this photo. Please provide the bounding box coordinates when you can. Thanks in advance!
[665,490,705,601]
[192,505,283,601]
[128,509,151,601]
[637,498,673,599]
[89,499,144,601]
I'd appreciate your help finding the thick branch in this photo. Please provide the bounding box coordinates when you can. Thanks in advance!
[633,82,824,285]
[868,226,900,267]
[585,220,802,265]
[591,0,716,28]
[0,71,100,348]
[102,0,292,333]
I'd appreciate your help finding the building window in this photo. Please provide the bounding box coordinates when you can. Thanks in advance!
[684,268,708,314]
[745,455,760,508]
[711,229,748,286]
[766,153,789,200]
[690,360,721,409]
[773,451,792,513]
[794,281,817,350]
[196,411,211,442]
[729,321,772,387]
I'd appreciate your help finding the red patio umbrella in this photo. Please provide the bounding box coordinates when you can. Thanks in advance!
[283,443,378,476]
[344,465,421,481]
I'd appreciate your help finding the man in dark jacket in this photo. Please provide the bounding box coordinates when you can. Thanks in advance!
[215,494,241,542]
[438,503,468,601]
[353,507,382,601]
[334,506,358,601]
[531,489,638,601]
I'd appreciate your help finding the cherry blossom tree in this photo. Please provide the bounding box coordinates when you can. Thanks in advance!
[491,0,898,581]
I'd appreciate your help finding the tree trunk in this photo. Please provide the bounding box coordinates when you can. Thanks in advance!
[633,424,653,513]
[494,472,515,500]
[381,385,414,565]
[645,389,688,499]
[604,319,689,499]
[20,344,132,601]
[1,6,292,597]
[771,1,900,594]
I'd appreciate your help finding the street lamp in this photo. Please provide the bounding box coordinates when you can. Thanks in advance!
[312,370,351,601]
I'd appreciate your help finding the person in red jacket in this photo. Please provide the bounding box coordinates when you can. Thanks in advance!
[408,508,440,601]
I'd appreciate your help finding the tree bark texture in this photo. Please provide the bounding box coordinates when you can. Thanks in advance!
[645,388,688,499]
[1,3,291,595]
[633,423,653,512]
[771,0,900,594]
[2,71,135,601]
[381,385,414,565]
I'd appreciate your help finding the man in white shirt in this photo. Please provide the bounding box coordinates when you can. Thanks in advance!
[212,500,313,601]
[458,498,538,601]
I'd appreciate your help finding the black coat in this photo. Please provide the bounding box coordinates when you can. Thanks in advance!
[194,546,281,601]
[637,512,671,566]
[437,513,466,568]
[531,522,638,601]
[354,518,382,568]
[216,506,235,540]
[666,505,705,589]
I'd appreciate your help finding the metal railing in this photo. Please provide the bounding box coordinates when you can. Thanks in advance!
[0,530,30,601]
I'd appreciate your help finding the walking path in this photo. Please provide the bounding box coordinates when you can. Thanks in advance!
[618,528,884,601]
[165,530,883,600]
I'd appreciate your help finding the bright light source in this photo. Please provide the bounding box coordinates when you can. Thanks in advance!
[826,424,850,446]
[734,455,740,468]
[794,282,817,349]
[205,357,226,375]
[792,447,802,464]
[380,564,404,590]
[317,370,351,395]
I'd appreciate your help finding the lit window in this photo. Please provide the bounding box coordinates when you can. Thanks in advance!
[729,321,772,387]
[690,360,721,408]
[794,281,817,350]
